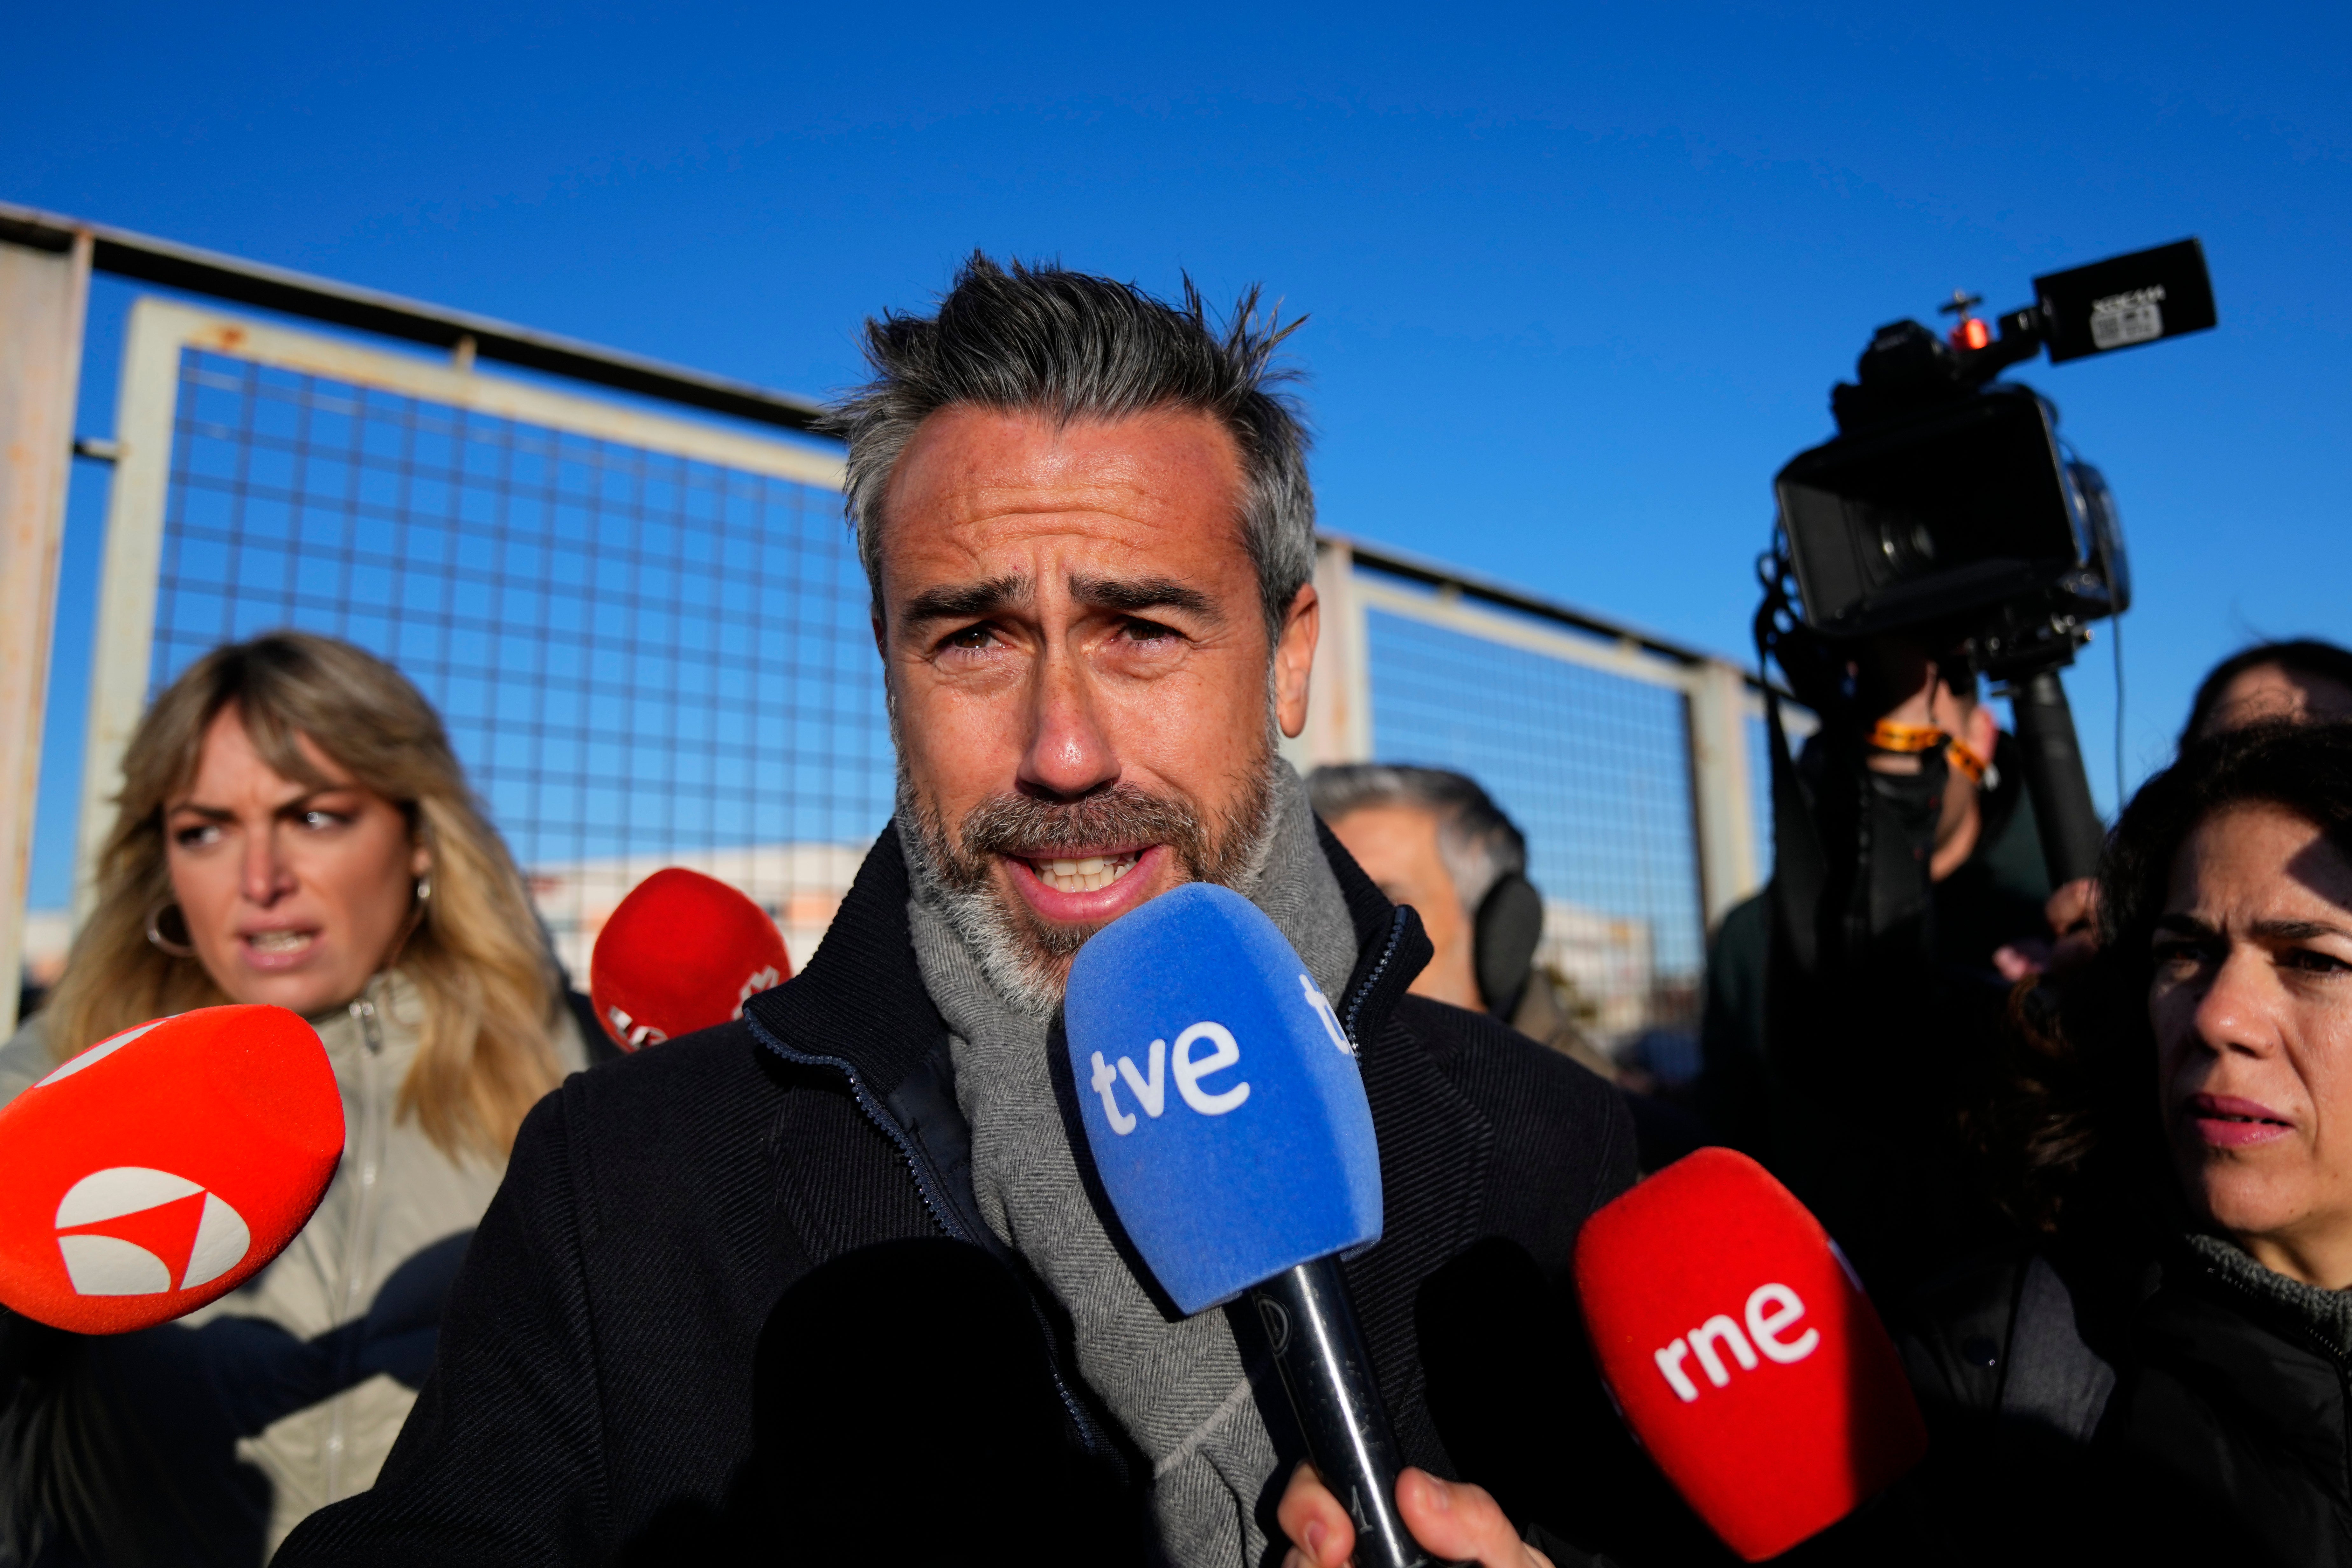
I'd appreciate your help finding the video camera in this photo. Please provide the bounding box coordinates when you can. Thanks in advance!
[1775,239,2211,667]
[1764,239,2217,882]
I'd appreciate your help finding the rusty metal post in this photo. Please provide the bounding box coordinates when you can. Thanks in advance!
[0,231,93,1036]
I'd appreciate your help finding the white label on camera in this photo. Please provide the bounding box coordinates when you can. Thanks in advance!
[2089,285,2166,350]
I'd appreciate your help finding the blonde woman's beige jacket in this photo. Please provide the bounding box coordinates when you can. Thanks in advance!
[0,971,589,1558]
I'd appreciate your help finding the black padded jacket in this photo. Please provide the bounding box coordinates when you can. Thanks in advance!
[1901,1231,2352,1567]
[275,824,1641,1566]
[2090,1240,2352,1566]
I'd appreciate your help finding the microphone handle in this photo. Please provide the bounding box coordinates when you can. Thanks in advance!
[1251,1258,1440,1568]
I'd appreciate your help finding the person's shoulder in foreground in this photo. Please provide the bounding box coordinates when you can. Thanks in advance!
[274,822,1634,1566]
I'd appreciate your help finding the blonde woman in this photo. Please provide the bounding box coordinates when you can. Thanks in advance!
[0,632,592,1566]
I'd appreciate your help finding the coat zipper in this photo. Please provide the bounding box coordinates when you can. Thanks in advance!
[1342,910,1407,1051]
[743,1014,1114,1458]
[745,923,1403,1468]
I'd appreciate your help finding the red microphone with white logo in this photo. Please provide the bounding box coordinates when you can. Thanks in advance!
[1573,1147,1928,1562]
[589,868,792,1051]
[0,1005,344,1335]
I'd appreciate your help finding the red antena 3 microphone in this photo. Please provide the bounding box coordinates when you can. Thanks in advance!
[0,1005,344,1335]
[1573,1148,1927,1562]
[590,868,792,1051]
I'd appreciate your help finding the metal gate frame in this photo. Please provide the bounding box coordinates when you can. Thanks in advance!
[75,297,845,923]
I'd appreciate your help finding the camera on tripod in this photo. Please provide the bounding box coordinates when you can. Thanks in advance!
[1765,238,2217,882]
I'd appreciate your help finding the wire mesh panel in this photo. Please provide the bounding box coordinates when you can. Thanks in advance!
[147,344,884,977]
[1363,603,1704,1045]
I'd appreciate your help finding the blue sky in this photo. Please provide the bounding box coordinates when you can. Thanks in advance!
[7,1,2347,908]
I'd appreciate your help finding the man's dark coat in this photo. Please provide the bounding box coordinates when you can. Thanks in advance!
[277,825,1638,1565]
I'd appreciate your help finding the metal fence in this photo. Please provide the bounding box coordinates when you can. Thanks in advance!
[1367,608,1705,1012]
[1,203,1779,1054]
[1287,541,1770,1049]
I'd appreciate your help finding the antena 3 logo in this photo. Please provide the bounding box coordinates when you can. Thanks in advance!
[53,1167,251,1297]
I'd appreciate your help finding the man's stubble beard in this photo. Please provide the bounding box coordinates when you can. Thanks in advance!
[897,730,1282,1019]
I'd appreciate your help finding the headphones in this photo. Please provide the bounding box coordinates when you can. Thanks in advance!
[1472,871,1545,1018]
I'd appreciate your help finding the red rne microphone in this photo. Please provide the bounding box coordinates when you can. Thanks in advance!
[589,868,791,1051]
[0,1005,344,1335]
[1573,1147,1927,1562]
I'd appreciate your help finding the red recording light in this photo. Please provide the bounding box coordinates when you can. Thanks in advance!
[1954,317,1991,351]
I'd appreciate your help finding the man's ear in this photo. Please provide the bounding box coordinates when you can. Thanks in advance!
[1274,583,1320,740]
[871,610,900,723]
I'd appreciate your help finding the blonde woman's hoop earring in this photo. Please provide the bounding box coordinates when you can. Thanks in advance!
[144,901,197,958]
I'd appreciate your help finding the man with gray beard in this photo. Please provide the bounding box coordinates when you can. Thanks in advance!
[280,258,1640,1568]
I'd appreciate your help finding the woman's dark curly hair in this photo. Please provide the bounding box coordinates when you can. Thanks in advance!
[1987,721,2352,1233]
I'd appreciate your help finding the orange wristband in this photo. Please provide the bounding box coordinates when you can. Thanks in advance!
[1945,739,1995,788]
[1868,719,1948,754]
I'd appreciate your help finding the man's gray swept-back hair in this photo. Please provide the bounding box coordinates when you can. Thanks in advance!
[1306,764,1529,910]
[831,253,1317,641]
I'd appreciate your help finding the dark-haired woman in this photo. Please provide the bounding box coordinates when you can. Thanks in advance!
[1904,720,2352,1565]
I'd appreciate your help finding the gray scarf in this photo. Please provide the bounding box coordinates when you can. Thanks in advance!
[904,762,1359,1567]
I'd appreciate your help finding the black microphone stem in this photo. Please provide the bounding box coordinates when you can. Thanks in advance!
[2005,666,2105,886]
[1251,1258,1436,1568]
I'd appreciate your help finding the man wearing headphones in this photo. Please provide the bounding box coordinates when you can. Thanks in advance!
[1306,765,1546,1022]
[1311,765,1712,1172]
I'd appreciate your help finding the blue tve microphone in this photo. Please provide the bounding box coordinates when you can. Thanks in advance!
[1066,884,1433,1568]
